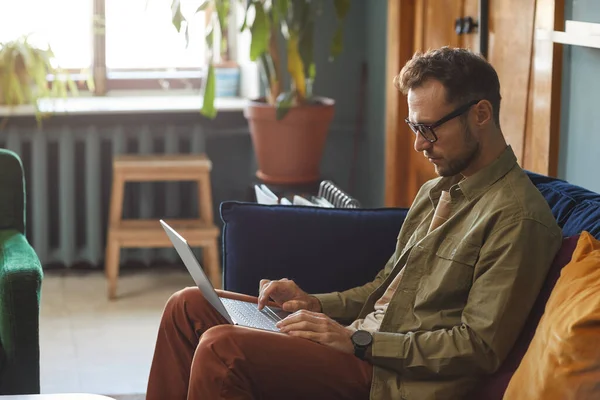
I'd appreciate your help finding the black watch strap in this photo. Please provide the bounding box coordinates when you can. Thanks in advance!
[351,330,373,360]
[354,344,368,360]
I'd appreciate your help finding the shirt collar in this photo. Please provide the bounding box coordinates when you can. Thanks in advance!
[429,145,518,204]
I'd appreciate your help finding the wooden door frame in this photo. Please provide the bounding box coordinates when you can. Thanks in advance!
[523,0,564,176]
[384,0,416,207]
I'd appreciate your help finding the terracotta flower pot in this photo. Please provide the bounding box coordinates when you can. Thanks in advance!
[244,97,335,184]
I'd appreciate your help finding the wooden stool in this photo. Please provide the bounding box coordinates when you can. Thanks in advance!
[105,154,221,300]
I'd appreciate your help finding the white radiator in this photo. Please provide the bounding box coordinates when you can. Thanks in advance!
[0,122,214,268]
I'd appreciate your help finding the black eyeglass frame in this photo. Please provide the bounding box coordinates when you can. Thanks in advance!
[404,99,481,143]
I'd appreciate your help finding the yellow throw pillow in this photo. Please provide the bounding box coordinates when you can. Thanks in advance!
[504,231,600,399]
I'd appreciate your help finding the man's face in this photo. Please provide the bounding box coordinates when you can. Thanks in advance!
[407,80,480,177]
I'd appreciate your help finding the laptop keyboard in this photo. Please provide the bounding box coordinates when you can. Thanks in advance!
[220,298,283,332]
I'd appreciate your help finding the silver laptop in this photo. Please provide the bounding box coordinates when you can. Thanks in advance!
[160,219,290,332]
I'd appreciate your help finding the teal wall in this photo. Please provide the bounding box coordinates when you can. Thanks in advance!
[312,0,367,200]
[314,0,388,208]
[559,0,600,192]
[361,0,388,207]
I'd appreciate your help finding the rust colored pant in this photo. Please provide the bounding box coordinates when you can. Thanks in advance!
[146,287,373,400]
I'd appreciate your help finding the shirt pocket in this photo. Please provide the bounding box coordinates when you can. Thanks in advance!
[430,237,480,292]
[436,236,480,266]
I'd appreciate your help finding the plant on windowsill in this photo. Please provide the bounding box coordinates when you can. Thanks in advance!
[172,0,351,185]
[0,35,91,124]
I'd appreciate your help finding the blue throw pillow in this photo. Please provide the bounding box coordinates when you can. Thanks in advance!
[219,201,409,296]
[527,171,600,239]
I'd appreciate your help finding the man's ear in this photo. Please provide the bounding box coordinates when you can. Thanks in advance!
[474,100,493,126]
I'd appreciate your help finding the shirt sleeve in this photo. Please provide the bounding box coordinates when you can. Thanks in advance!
[368,218,562,377]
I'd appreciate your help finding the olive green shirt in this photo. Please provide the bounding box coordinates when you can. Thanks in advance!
[314,146,562,400]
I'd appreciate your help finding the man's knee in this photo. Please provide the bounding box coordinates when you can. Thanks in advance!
[195,325,251,363]
[192,326,236,371]
[198,325,238,350]
[162,287,205,322]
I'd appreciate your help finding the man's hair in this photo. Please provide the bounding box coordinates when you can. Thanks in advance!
[395,47,502,127]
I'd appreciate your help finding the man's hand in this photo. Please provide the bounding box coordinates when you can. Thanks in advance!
[258,278,322,312]
[276,310,355,354]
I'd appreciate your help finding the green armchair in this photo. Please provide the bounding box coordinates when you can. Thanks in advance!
[0,149,43,394]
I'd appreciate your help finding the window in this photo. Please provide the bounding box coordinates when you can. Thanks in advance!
[0,0,229,92]
[0,0,93,70]
[105,0,207,71]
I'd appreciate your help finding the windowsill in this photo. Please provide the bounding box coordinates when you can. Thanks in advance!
[0,92,250,117]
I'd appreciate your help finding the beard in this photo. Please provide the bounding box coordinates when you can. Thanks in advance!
[435,125,480,177]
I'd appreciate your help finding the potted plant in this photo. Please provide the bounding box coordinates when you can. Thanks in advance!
[173,0,351,184]
[0,35,87,123]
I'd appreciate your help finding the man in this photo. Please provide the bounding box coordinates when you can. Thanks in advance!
[146,47,562,400]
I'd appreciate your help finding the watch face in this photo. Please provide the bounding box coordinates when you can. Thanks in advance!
[352,330,372,347]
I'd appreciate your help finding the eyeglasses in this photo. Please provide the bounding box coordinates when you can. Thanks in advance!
[405,99,481,143]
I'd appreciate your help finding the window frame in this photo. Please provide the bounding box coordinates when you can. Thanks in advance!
[92,0,219,94]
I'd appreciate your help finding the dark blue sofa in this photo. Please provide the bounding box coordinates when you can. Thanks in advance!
[219,171,600,398]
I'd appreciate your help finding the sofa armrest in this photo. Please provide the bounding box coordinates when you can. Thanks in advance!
[219,201,408,297]
[0,230,43,395]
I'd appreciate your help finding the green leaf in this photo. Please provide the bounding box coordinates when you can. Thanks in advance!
[184,24,190,48]
[205,24,214,48]
[201,64,217,119]
[275,91,295,120]
[272,0,289,25]
[9,70,25,105]
[258,54,271,92]
[249,1,270,61]
[54,75,67,98]
[215,0,230,32]
[309,62,316,78]
[329,0,350,61]
[298,6,315,84]
[66,73,79,95]
[195,1,210,13]
[171,0,184,32]
[333,0,351,19]
[83,69,95,92]
[287,33,305,99]
[330,24,344,60]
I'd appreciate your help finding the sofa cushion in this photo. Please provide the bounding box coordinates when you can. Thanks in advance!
[219,201,409,297]
[527,171,600,238]
[471,234,580,399]
[503,231,600,400]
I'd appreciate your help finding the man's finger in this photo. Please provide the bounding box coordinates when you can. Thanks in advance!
[259,279,269,292]
[278,320,326,334]
[258,281,279,309]
[258,280,271,299]
[282,300,306,312]
[257,282,271,309]
[278,310,323,327]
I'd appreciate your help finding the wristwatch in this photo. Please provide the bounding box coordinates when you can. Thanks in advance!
[351,330,373,360]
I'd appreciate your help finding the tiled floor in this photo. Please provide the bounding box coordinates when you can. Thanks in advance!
[39,267,194,397]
